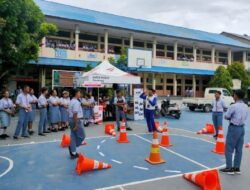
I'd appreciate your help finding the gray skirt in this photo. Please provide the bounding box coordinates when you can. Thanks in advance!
[0,111,11,127]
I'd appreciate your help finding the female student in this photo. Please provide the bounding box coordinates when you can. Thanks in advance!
[60,91,70,130]
[48,89,61,132]
[28,88,38,135]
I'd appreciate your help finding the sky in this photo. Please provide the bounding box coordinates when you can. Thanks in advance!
[48,0,250,35]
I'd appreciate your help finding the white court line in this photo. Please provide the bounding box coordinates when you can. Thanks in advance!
[99,152,105,157]
[101,139,106,144]
[134,134,210,170]
[0,156,14,178]
[111,159,123,164]
[97,145,100,150]
[164,170,181,173]
[133,166,149,171]
[119,186,125,190]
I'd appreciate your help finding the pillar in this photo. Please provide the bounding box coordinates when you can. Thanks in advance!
[152,73,156,90]
[212,46,215,64]
[39,67,46,88]
[181,76,185,96]
[70,31,74,44]
[243,51,248,69]
[192,75,196,97]
[153,38,157,59]
[104,30,108,60]
[143,73,147,90]
[173,74,177,96]
[163,74,167,94]
[75,25,80,53]
[97,34,101,52]
[129,33,133,49]
[174,41,178,61]
[193,45,197,62]
[144,41,147,49]
[40,37,46,56]
[228,49,232,65]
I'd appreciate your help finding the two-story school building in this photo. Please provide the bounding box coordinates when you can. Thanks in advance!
[8,0,250,97]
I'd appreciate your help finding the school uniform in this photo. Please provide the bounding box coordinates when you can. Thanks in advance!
[28,95,38,123]
[114,96,129,131]
[60,97,70,122]
[69,98,86,153]
[0,98,14,137]
[224,100,248,170]
[140,93,157,132]
[38,94,48,134]
[212,98,226,136]
[48,96,61,124]
[14,93,32,137]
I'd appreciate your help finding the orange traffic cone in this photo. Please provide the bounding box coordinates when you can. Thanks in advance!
[245,143,250,148]
[145,132,165,164]
[105,123,116,136]
[212,126,225,155]
[155,121,163,132]
[183,169,221,190]
[160,128,172,147]
[197,123,215,135]
[75,153,112,175]
[61,133,70,148]
[117,119,129,143]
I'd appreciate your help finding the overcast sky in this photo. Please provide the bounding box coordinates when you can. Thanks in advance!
[48,0,250,35]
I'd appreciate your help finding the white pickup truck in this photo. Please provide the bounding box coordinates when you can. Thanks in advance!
[183,88,235,112]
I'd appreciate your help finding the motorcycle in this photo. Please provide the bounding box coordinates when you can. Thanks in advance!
[160,99,181,119]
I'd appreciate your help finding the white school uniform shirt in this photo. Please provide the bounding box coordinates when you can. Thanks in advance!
[60,97,70,108]
[16,93,32,108]
[0,98,14,110]
[48,96,60,106]
[38,94,47,108]
[212,98,226,112]
[69,98,83,118]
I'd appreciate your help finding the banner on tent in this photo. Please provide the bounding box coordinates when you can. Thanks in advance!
[134,88,144,120]
[94,105,103,124]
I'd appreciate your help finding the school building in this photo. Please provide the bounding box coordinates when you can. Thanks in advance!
[9,0,250,97]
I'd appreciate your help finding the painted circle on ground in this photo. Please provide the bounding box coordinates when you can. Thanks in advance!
[0,156,14,178]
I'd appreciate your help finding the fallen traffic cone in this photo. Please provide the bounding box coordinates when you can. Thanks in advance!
[245,143,250,148]
[145,132,165,164]
[105,123,116,136]
[117,119,129,143]
[212,126,225,155]
[61,133,70,148]
[183,169,221,190]
[75,153,111,175]
[155,120,166,132]
[160,128,172,147]
[197,123,215,135]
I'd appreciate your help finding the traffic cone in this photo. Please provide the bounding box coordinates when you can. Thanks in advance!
[183,169,221,190]
[155,120,165,132]
[160,128,172,147]
[61,133,70,148]
[197,123,215,135]
[245,143,250,148]
[212,126,225,155]
[145,132,165,164]
[75,153,112,175]
[105,123,116,136]
[117,119,129,143]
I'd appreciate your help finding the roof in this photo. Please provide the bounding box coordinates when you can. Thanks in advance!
[221,32,250,41]
[35,0,250,49]
[129,66,214,75]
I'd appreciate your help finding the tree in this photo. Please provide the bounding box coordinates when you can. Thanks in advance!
[0,0,57,86]
[209,66,233,92]
[116,47,127,65]
[227,62,250,92]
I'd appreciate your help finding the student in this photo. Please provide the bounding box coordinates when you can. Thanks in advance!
[220,90,248,175]
[48,89,61,132]
[38,87,50,136]
[0,90,15,139]
[212,91,226,139]
[140,89,157,132]
[68,89,86,159]
[60,91,70,130]
[27,88,38,135]
[88,92,95,123]
[13,85,32,139]
[114,90,132,131]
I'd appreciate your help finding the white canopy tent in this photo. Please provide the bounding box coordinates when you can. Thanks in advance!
[78,60,141,85]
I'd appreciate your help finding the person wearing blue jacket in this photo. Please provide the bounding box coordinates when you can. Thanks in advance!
[140,89,157,132]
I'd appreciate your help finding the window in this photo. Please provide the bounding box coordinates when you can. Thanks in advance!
[223,90,231,96]
[109,37,122,44]
[147,43,153,48]
[156,51,165,57]
[196,80,200,85]
[178,47,183,52]
[79,34,98,41]
[156,85,163,90]
[208,90,217,94]
[157,44,165,50]
[196,86,200,91]
[185,48,193,53]
[134,41,144,48]
[57,31,70,38]
[167,46,174,51]
[167,86,173,91]
[124,40,130,46]
[185,80,192,85]
[177,79,182,84]
[167,79,173,83]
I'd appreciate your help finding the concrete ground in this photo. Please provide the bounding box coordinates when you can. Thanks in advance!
[0,107,249,190]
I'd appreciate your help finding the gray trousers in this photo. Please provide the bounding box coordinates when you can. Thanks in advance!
[14,108,29,137]
[225,124,245,169]
[212,112,223,136]
[38,108,47,134]
[69,118,86,152]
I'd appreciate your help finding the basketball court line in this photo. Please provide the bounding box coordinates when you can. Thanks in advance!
[0,156,14,178]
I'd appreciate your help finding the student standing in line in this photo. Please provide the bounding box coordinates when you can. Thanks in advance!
[220,90,248,175]
[38,87,50,136]
[13,85,32,139]
[0,89,15,139]
[48,89,61,132]
[27,88,38,135]
[68,89,86,159]
[212,91,226,139]
[140,88,157,133]
[60,91,70,130]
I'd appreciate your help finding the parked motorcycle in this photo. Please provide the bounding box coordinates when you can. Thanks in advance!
[160,99,181,119]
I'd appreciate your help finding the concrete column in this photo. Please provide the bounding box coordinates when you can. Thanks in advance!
[153,38,157,59]
[193,45,197,62]
[144,41,147,49]
[70,31,74,44]
[40,37,46,56]
[211,46,215,64]
[228,49,232,65]
[39,67,46,88]
[163,74,167,94]
[173,74,177,96]
[129,33,133,49]
[97,34,101,52]
[143,73,147,90]
[192,75,196,97]
[200,50,203,62]
[75,25,80,53]
[181,76,185,96]
[174,41,178,61]
[243,51,248,69]
[152,73,156,90]
[104,30,108,60]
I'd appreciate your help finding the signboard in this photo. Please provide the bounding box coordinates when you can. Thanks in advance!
[55,49,67,59]
[133,88,144,120]
[94,105,103,124]
[232,79,241,90]
[52,70,83,88]
[128,48,152,68]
